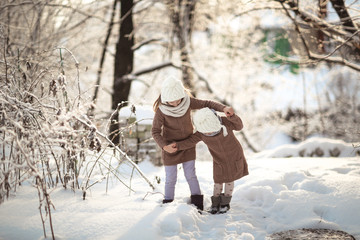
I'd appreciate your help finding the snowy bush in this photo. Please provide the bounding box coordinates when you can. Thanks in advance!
[0,38,154,239]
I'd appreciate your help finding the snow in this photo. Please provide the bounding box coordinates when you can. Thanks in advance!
[0,138,359,240]
[118,105,154,125]
[253,137,360,158]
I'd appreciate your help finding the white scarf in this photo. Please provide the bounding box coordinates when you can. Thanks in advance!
[159,94,190,117]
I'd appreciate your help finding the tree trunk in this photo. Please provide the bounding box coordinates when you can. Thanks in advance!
[317,0,327,53]
[329,0,360,60]
[90,0,118,117]
[109,0,134,144]
[330,0,357,34]
[168,0,196,93]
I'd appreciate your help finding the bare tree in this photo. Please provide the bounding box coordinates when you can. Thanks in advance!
[272,0,360,70]
[166,0,197,92]
[90,0,119,116]
[109,0,135,145]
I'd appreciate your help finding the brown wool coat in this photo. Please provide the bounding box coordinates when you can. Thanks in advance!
[176,114,249,183]
[151,97,226,166]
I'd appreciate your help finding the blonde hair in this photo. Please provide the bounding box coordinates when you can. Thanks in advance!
[153,95,162,112]
[153,88,193,112]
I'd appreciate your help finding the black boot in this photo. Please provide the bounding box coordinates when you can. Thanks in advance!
[162,199,173,204]
[190,194,204,211]
[219,195,232,214]
[209,196,221,214]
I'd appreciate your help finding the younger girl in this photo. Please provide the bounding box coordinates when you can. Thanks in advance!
[174,107,248,214]
[151,77,233,210]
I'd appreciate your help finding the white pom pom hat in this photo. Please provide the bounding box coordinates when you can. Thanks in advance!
[161,76,186,103]
[193,107,228,136]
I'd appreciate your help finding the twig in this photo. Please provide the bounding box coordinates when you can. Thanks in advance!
[91,0,118,111]
[75,115,156,190]
[16,137,55,239]
[54,46,81,107]
[94,159,135,193]
[142,191,164,200]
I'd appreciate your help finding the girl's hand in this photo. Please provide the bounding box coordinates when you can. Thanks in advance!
[223,106,234,117]
[163,143,177,153]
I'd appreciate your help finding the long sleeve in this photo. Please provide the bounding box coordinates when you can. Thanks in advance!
[190,97,226,112]
[176,132,202,151]
[151,110,167,149]
[222,114,243,131]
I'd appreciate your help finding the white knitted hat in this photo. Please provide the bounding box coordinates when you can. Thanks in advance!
[193,108,228,136]
[161,76,186,103]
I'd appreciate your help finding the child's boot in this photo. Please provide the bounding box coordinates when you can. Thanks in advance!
[162,199,173,204]
[219,195,232,214]
[190,194,204,211]
[209,195,221,214]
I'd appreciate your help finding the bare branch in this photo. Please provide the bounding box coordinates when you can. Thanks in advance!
[91,0,118,109]
[114,61,179,87]
[75,114,156,191]
[132,38,164,51]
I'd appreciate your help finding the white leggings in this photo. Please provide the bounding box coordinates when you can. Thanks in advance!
[213,182,234,197]
[164,160,201,200]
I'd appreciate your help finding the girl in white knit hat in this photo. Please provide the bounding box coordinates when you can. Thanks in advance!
[173,107,249,214]
[152,77,234,211]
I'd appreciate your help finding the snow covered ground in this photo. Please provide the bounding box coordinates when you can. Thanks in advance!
[0,138,359,240]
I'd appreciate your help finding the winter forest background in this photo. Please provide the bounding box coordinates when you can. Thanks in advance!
[0,0,360,239]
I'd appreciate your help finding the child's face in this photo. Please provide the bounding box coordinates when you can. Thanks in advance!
[167,99,182,107]
[203,132,215,136]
